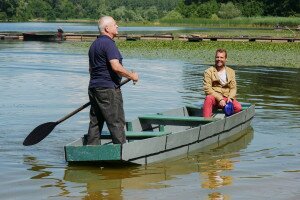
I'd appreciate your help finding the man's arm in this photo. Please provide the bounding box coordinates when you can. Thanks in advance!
[228,70,237,100]
[109,59,138,81]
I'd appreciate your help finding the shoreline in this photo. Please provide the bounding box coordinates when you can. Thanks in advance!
[1,16,299,29]
[1,32,299,42]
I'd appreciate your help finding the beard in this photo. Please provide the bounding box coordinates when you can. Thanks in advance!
[215,60,225,67]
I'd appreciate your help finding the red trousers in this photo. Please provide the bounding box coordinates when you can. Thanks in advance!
[203,95,242,117]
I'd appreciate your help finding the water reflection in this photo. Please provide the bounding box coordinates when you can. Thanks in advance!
[23,156,71,198]
[23,128,253,199]
[207,192,230,200]
[200,159,233,189]
[195,128,253,200]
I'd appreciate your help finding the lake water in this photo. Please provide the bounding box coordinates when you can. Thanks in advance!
[0,22,269,34]
[0,40,299,200]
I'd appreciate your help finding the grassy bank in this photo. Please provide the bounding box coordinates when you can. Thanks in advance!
[159,17,300,28]
[69,40,299,68]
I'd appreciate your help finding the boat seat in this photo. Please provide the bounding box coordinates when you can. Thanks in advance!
[99,131,171,140]
[139,114,217,126]
[125,131,171,138]
[186,103,250,111]
[186,104,250,117]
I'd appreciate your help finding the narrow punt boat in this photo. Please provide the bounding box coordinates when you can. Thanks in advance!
[64,103,255,165]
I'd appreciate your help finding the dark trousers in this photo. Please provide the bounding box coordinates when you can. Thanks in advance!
[87,87,126,145]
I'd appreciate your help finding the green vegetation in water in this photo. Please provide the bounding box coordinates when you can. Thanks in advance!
[68,40,300,68]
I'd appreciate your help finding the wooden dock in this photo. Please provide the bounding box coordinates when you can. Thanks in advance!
[182,34,299,42]
[0,33,299,43]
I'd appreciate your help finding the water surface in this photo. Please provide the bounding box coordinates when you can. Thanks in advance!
[0,40,299,200]
[0,22,269,34]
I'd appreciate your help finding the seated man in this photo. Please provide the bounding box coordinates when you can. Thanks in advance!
[203,48,242,117]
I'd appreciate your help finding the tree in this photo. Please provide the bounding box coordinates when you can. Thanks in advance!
[15,0,31,21]
[176,1,191,17]
[28,0,52,19]
[96,0,109,18]
[56,0,75,19]
[162,10,183,20]
[125,9,144,21]
[262,0,300,16]
[143,6,159,21]
[111,6,126,21]
[217,1,241,19]
[0,0,18,19]
[240,1,263,17]
[196,0,219,18]
[0,12,7,21]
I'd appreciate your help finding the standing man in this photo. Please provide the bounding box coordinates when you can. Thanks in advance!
[87,16,139,145]
[202,48,242,117]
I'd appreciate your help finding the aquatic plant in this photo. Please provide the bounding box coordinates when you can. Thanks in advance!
[117,40,300,68]
[68,40,300,68]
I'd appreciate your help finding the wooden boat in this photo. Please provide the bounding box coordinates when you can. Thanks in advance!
[64,103,255,165]
[22,32,65,41]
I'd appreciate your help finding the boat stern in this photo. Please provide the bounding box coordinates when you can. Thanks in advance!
[64,138,121,162]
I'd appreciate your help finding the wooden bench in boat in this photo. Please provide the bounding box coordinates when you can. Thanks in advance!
[125,131,171,139]
[99,131,171,140]
[138,114,218,126]
[186,103,251,111]
[185,103,251,118]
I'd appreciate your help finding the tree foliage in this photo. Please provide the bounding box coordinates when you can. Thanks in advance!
[217,2,241,19]
[196,0,219,18]
[177,0,299,18]
[0,0,180,21]
[0,0,298,21]
[162,10,183,20]
[238,1,264,17]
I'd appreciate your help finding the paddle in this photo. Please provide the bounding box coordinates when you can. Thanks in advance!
[23,78,132,146]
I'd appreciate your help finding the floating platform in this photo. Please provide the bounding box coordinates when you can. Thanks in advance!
[0,32,299,42]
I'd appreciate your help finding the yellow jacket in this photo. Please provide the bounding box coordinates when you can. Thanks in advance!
[203,66,237,102]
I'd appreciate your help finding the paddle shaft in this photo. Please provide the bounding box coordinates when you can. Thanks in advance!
[56,78,131,124]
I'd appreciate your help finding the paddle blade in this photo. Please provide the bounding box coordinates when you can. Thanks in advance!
[23,122,57,146]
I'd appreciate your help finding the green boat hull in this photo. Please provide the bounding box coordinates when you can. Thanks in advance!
[64,103,255,164]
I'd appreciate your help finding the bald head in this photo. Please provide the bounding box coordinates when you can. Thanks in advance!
[98,16,115,33]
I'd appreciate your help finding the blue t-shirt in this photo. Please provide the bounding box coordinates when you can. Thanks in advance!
[88,35,123,88]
